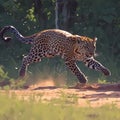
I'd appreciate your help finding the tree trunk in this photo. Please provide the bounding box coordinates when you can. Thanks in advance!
[57,0,77,30]
[55,0,59,29]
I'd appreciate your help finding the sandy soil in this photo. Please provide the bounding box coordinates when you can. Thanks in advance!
[0,80,120,108]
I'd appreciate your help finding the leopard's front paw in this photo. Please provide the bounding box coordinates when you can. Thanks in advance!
[102,67,111,76]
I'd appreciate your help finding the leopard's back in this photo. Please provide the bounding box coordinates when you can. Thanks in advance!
[33,29,75,57]
[34,29,73,44]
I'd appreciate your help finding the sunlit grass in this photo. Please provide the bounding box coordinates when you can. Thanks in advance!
[0,93,120,120]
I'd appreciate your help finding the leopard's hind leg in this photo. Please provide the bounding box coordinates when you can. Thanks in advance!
[19,54,41,77]
[19,46,45,77]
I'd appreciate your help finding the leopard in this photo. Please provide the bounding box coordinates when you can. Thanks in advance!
[0,25,111,84]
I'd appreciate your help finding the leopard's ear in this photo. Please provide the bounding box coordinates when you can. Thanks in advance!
[93,37,97,42]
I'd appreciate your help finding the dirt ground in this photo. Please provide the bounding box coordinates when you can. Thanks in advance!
[1,80,120,108]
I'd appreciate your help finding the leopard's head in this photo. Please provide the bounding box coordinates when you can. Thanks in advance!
[70,35,97,61]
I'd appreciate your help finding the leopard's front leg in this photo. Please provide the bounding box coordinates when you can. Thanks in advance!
[84,58,111,76]
[65,59,88,83]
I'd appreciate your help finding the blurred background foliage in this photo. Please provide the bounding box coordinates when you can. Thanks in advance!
[0,0,120,85]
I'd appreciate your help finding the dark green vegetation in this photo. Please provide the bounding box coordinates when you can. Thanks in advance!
[0,93,120,120]
[0,0,120,84]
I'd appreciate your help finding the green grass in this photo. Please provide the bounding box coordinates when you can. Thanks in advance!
[0,93,120,120]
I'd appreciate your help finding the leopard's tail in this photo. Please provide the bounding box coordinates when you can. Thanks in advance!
[0,25,36,44]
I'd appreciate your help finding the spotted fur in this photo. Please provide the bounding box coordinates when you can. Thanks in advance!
[0,26,111,83]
